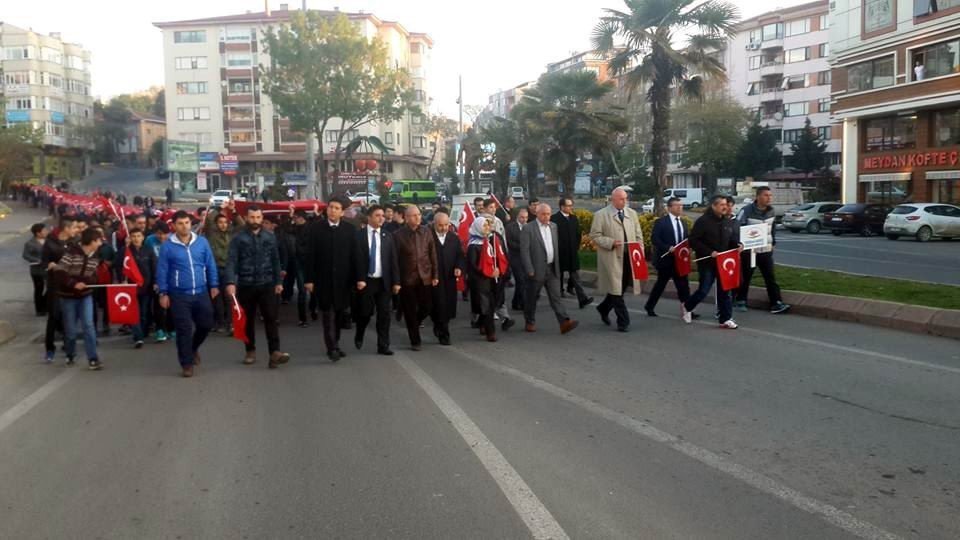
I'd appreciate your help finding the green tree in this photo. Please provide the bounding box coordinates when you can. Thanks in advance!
[734,115,782,181]
[152,89,166,118]
[260,12,417,199]
[480,117,520,199]
[673,93,749,194]
[0,124,43,193]
[788,117,828,177]
[593,0,739,214]
[418,114,458,180]
[91,100,132,162]
[512,71,626,195]
[150,137,166,167]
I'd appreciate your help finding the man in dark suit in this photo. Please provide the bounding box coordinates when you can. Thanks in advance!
[645,197,694,317]
[430,209,464,346]
[305,197,356,361]
[353,205,400,355]
[505,208,529,311]
[552,197,593,309]
[520,203,579,334]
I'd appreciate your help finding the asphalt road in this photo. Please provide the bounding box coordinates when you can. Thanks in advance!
[1,204,959,539]
[73,166,171,198]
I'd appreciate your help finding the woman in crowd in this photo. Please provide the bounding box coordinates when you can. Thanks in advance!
[466,216,508,343]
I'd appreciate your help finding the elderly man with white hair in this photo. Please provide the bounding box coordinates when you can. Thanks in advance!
[589,187,643,332]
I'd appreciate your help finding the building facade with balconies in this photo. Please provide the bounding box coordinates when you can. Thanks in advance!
[155,5,433,194]
[1,22,94,181]
[830,0,960,205]
[724,1,841,182]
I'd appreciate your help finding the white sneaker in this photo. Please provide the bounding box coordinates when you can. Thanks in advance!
[681,305,692,324]
[720,319,739,329]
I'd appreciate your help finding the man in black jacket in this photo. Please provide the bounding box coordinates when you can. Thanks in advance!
[552,197,593,309]
[734,187,790,314]
[682,196,743,329]
[283,210,311,327]
[41,217,80,363]
[353,205,400,355]
[431,209,465,345]
[505,208,528,311]
[305,198,356,361]
[224,206,290,369]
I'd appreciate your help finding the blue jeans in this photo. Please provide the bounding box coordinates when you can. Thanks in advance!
[684,266,733,323]
[170,293,214,367]
[132,293,153,342]
[60,296,97,361]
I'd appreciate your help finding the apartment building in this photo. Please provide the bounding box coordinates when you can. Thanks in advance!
[1,22,94,181]
[154,5,433,193]
[724,1,840,183]
[830,0,960,204]
[115,111,167,167]
[546,50,618,82]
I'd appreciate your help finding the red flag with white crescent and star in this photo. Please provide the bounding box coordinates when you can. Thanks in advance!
[122,246,145,287]
[456,202,475,292]
[231,295,249,345]
[107,284,140,326]
[716,248,741,291]
[673,239,692,278]
[626,242,649,281]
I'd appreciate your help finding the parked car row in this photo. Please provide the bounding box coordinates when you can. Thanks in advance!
[786,201,960,242]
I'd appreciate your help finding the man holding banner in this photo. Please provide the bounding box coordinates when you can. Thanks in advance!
[644,197,694,318]
[53,228,105,370]
[682,195,744,329]
[734,187,791,315]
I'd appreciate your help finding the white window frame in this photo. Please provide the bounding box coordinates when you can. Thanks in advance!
[175,56,208,70]
[785,47,809,64]
[785,19,810,37]
[177,107,211,121]
[784,102,809,117]
[174,31,206,43]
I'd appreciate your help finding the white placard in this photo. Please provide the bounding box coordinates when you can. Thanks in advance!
[740,223,769,251]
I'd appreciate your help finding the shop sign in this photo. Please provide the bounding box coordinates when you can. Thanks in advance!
[863,150,959,170]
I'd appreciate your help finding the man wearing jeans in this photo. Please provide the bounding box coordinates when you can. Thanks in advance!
[682,196,743,329]
[53,228,104,370]
[156,211,220,378]
[42,216,80,362]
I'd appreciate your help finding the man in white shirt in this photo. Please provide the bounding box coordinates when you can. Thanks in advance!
[353,205,400,355]
[519,204,578,334]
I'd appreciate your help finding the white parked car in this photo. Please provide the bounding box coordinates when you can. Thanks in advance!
[209,190,233,207]
[509,186,526,200]
[348,192,380,205]
[884,203,960,242]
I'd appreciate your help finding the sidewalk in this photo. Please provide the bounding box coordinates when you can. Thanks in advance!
[0,201,54,346]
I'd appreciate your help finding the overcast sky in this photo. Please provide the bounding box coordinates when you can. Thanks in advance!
[5,0,792,117]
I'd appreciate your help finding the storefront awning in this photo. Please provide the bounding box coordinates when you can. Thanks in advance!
[858,172,911,183]
[926,170,960,181]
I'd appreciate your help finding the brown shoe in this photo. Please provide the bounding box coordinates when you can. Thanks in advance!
[560,319,579,335]
[486,333,498,342]
[269,351,290,369]
[181,366,194,378]
[243,351,256,365]
[524,323,536,333]
[193,352,202,366]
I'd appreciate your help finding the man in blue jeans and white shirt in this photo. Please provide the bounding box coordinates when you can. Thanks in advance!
[156,211,220,378]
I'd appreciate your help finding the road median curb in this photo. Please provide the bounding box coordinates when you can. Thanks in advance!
[577,270,960,340]
[0,320,15,346]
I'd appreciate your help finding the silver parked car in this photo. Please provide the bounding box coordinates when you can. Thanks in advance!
[782,202,843,234]
[884,203,960,242]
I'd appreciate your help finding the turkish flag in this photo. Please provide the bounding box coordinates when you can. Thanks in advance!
[456,202,475,249]
[626,242,648,281]
[673,239,692,278]
[107,284,140,326]
[231,295,249,345]
[122,246,144,287]
[716,249,741,291]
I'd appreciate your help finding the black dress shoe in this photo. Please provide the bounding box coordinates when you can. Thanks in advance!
[617,326,629,332]
[596,306,611,326]
[377,348,394,356]
[327,351,340,362]
[354,337,363,350]
[501,318,515,331]
[337,349,347,358]
[579,297,594,309]
[645,309,658,317]
[439,336,451,346]
[411,344,422,351]
[311,312,319,321]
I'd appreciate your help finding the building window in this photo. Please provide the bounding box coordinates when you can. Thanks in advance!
[174,31,206,43]
[749,56,762,70]
[228,106,254,120]
[932,108,960,147]
[785,19,810,37]
[175,56,208,70]
[176,82,208,95]
[846,56,894,91]
[280,128,306,143]
[914,0,960,16]
[410,43,423,54]
[819,43,830,57]
[767,129,783,143]
[817,127,832,139]
[66,55,84,70]
[784,102,809,117]
[4,46,35,60]
[414,89,426,101]
[785,47,809,63]
[863,116,916,151]
[177,107,211,121]
[819,14,829,29]
[384,132,394,144]
[230,131,255,144]
[784,75,806,90]
[747,82,761,95]
[817,70,832,86]
[916,39,960,80]
[413,136,427,149]
[325,130,339,143]
[41,47,63,64]
[224,27,253,42]
[179,132,212,145]
[762,23,784,41]
[863,0,895,34]
[226,53,253,67]
[3,71,37,85]
[817,97,831,112]
[412,114,423,125]
[784,129,805,143]
[7,97,35,110]
[229,79,253,94]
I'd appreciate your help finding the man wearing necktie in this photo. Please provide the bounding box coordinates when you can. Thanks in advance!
[644,197,695,317]
[352,205,400,356]
[589,188,643,332]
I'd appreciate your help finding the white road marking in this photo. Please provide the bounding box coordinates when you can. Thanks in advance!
[627,308,960,376]
[396,355,569,540]
[451,348,901,540]
[0,370,77,434]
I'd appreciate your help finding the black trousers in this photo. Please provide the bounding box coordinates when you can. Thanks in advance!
[31,274,46,315]
[354,278,392,349]
[238,284,280,353]
[44,291,62,354]
[321,308,346,353]
[563,270,590,303]
[400,283,432,346]
[597,256,633,328]
[645,260,691,311]
[509,254,526,311]
[212,267,232,328]
[735,251,782,305]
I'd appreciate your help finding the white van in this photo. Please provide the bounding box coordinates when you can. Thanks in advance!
[663,188,705,208]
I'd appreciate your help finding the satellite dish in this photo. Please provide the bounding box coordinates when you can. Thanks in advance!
[774,112,784,121]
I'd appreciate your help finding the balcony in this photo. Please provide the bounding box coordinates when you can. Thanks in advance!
[759,61,784,77]
[760,114,783,128]
[760,88,784,102]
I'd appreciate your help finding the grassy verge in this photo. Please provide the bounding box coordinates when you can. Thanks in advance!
[577,252,960,310]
